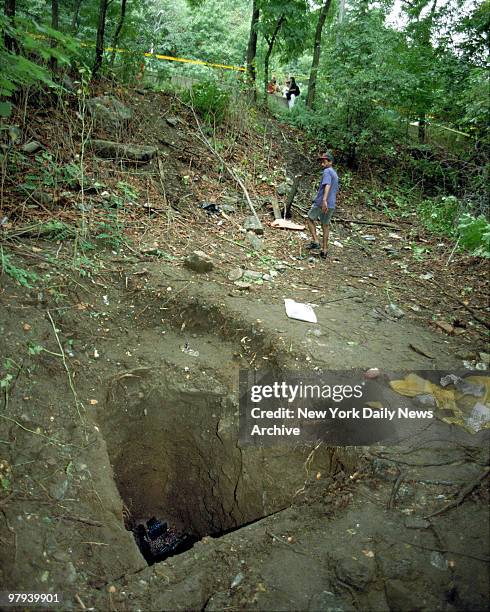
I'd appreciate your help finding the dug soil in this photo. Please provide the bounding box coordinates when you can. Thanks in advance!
[0,84,488,611]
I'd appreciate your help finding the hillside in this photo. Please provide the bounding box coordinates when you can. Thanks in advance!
[0,82,489,610]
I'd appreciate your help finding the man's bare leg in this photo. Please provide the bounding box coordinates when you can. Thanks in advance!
[307,218,319,244]
[322,223,330,253]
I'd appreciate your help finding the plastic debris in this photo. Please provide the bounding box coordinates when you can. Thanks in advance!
[284,299,317,323]
[231,572,245,588]
[364,368,380,379]
[200,202,220,214]
[465,403,490,433]
[440,374,485,397]
[181,343,199,357]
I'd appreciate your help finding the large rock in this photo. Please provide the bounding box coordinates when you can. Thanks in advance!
[87,96,132,130]
[88,139,158,162]
[184,251,214,273]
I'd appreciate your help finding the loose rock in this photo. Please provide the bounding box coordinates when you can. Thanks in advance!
[243,216,264,235]
[385,303,405,319]
[243,270,263,282]
[228,268,243,282]
[246,231,263,251]
[184,251,214,273]
[21,141,42,154]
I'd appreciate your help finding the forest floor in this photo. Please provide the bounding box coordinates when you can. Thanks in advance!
[0,83,489,611]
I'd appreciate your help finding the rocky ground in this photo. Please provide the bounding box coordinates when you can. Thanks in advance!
[0,84,488,611]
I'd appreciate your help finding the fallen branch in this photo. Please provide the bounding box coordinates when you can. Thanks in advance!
[187,104,260,224]
[335,217,402,229]
[56,514,103,527]
[398,540,489,563]
[424,466,489,519]
[47,310,85,424]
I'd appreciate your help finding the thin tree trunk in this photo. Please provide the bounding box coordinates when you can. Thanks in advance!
[263,14,284,104]
[71,0,83,32]
[110,0,127,65]
[246,0,260,102]
[306,0,332,109]
[49,0,59,72]
[93,0,109,78]
[418,114,426,143]
[4,0,17,53]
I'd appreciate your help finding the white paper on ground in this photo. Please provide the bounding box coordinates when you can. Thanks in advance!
[284,299,318,323]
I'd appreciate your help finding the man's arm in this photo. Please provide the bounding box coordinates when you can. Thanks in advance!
[322,184,331,212]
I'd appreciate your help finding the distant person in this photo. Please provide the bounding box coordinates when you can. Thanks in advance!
[267,77,279,94]
[306,152,339,259]
[286,77,300,109]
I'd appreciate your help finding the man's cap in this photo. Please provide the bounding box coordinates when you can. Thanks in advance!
[318,151,334,161]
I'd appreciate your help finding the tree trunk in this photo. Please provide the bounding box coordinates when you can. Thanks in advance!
[4,0,17,53]
[246,0,260,102]
[93,0,109,79]
[418,114,426,144]
[71,0,83,33]
[110,0,127,65]
[263,14,284,104]
[49,0,59,72]
[285,173,304,218]
[306,0,332,109]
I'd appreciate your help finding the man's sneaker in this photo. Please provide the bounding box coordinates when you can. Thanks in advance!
[306,241,320,250]
[320,250,328,259]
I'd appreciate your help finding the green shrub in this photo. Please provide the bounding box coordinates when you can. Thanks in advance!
[457,213,490,257]
[417,195,460,236]
[0,248,39,288]
[186,81,230,125]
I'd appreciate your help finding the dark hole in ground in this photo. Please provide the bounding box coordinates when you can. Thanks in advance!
[98,368,349,565]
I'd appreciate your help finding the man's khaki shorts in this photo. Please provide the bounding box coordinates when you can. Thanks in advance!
[308,206,335,225]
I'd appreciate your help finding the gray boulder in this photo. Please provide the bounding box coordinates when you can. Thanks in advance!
[88,139,158,162]
[87,96,132,130]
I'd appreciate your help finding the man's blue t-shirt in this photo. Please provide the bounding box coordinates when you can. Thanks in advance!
[314,167,339,209]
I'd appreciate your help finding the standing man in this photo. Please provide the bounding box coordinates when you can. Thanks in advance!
[306,152,338,259]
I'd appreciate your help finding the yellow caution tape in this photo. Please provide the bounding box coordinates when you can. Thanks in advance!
[30,32,245,72]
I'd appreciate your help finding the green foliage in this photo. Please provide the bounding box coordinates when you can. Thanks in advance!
[186,81,230,124]
[0,248,39,288]
[0,16,80,115]
[19,151,82,192]
[417,195,460,236]
[457,213,490,258]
